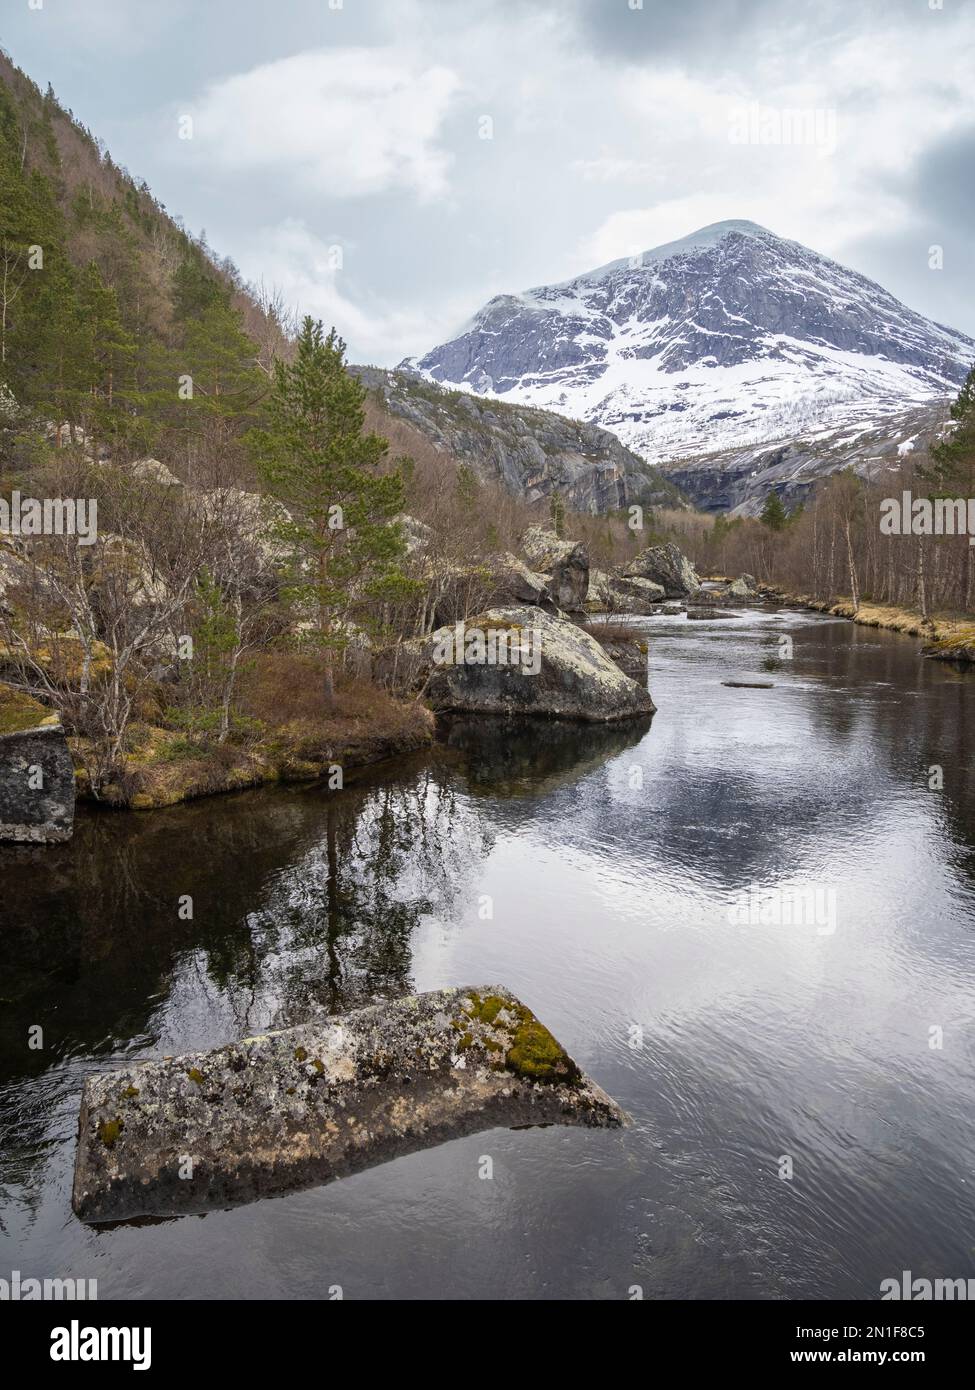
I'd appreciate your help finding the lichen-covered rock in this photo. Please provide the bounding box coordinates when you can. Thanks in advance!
[0,687,75,843]
[584,629,649,682]
[585,567,614,612]
[129,456,182,487]
[490,552,550,607]
[709,573,757,600]
[72,985,628,1223]
[608,575,668,612]
[419,606,656,721]
[621,543,701,598]
[521,527,590,612]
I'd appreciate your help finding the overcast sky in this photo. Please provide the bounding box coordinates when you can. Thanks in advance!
[3,0,974,362]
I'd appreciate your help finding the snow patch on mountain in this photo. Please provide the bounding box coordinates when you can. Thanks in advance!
[403,221,975,497]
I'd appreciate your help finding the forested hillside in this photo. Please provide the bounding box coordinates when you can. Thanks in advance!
[0,47,292,481]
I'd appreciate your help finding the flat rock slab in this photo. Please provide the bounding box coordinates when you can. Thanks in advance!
[722,680,774,688]
[73,985,628,1224]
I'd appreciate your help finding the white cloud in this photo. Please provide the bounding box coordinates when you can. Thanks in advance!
[236,220,465,363]
[186,48,460,201]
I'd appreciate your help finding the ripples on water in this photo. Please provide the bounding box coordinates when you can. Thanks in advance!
[1,605,974,1299]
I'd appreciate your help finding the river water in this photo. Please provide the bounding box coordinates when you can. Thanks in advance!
[2,603,974,1300]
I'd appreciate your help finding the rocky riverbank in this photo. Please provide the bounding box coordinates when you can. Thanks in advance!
[2,523,687,824]
[74,691,436,811]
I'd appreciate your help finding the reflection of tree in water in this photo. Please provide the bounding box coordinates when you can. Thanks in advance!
[0,767,489,1212]
[205,770,491,1031]
[0,766,489,1086]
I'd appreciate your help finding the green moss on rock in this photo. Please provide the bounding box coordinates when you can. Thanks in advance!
[0,684,55,735]
[461,990,580,1085]
[98,1118,123,1148]
[505,1019,578,1084]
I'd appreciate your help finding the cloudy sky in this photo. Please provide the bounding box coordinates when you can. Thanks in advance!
[4,0,974,361]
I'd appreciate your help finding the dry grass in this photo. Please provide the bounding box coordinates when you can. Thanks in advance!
[579,621,644,645]
[767,589,975,651]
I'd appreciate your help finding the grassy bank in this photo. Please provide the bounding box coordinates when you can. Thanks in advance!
[761,586,975,661]
[73,684,435,810]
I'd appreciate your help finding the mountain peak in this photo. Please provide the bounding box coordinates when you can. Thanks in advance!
[404,222,975,497]
[587,218,775,282]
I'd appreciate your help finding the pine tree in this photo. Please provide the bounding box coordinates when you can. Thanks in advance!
[75,261,137,452]
[917,363,975,606]
[925,364,975,493]
[760,490,788,531]
[253,318,411,692]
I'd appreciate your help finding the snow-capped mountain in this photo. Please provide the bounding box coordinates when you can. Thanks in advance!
[403,221,975,510]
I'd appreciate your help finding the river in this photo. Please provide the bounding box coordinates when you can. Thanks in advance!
[2,603,974,1299]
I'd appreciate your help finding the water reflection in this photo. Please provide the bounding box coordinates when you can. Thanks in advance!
[2,604,975,1298]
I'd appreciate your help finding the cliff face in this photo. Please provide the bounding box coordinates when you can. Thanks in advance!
[354,368,685,515]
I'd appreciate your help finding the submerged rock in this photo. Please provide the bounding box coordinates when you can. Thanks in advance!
[72,985,628,1223]
[419,606,656,721]
[0,687,75,843]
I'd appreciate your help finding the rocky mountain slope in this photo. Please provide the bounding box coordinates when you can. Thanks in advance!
[668,398,951,515]
[354,367,685,514]
[404,220,975,512]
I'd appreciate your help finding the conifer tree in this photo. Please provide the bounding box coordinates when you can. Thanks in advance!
[760,490,788,531]
[253,318,411,693]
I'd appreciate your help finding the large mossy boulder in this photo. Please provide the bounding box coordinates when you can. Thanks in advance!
[418,605,655,721]
[73,985,628,1223]
[0,686,75,843]
[621,542,701,598]
[521,526,590,613]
